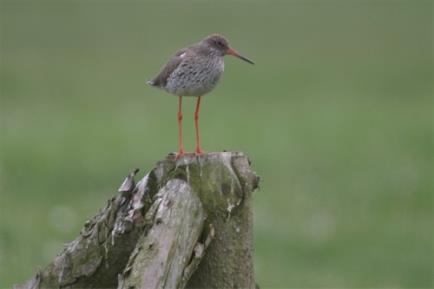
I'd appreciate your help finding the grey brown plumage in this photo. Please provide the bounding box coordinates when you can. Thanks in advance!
[147,48,187,88]
[147,34,253,97]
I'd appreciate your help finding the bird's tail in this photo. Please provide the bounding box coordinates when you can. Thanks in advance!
[146,80,155,86]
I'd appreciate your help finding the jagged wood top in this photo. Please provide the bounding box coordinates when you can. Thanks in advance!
[15,152,259,289]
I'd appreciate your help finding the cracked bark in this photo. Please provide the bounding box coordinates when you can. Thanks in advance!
[15,152,259,289]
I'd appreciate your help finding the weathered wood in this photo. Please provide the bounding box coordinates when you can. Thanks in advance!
[15,152,259,289]
[14,168,151,289]
[117,179,207,289]
[184,153,259,289]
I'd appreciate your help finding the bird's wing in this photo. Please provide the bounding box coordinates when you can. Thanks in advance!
[147,48,189,87]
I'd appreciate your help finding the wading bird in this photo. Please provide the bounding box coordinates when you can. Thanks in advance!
[147,34,254,157]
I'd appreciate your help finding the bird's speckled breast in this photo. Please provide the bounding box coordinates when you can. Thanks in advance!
[165,56,224,97]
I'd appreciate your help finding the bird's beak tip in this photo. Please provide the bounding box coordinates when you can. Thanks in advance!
[227,47,254,65]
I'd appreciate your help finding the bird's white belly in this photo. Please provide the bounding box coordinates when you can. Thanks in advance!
[165,59,224,96]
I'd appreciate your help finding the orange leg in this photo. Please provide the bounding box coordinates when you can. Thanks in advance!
[177,96,185,157]
[194,96,204,155]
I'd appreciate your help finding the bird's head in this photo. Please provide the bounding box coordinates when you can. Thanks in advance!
[202,34,254,65]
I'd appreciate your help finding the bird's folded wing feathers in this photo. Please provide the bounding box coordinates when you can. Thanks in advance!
[147,48,189,87]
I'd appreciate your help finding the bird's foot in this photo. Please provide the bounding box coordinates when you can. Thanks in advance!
[176,149,186,159]
[194,147,205,156]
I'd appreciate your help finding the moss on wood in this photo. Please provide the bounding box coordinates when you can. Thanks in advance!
[16,152,259,289]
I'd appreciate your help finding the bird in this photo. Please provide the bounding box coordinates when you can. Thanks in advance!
[147,34,254,157]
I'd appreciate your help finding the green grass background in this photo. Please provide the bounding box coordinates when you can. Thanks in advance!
[1,0,433,288]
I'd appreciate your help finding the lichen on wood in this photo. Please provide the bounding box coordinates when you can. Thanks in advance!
[15,152,259,289]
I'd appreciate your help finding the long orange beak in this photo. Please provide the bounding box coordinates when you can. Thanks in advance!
[226,47,254,65]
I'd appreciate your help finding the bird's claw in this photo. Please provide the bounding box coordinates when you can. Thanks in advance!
[176,149,186,159]
[194,148,204,156]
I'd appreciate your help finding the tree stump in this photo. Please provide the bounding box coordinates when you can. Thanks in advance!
[15,152,260,289]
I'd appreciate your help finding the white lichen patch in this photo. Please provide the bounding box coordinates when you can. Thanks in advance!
[198,157,205,177]
[226,199,237,220]
[186,164,190,183]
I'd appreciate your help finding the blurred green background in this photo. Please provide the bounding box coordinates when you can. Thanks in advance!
[1,0,433,288]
